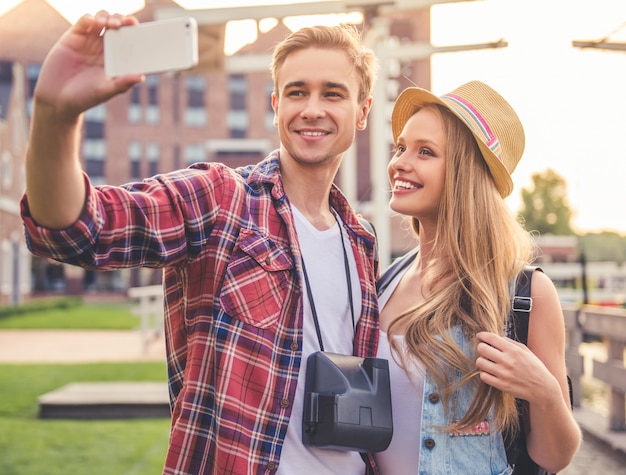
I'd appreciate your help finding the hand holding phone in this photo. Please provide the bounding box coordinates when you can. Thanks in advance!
[104,17,199,76]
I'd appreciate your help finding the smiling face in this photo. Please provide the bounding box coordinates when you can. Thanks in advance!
[388,107,447,226]
[271,47,372,170]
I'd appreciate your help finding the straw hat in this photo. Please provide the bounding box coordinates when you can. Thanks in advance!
[391,81,524,197]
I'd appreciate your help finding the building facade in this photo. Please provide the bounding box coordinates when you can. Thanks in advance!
[0,0,431,297]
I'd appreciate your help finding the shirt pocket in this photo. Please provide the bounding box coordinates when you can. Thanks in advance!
[219,228,294,329]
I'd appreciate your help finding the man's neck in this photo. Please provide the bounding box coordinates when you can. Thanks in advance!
[280,153,341,231]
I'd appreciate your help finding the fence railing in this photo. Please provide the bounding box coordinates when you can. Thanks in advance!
[127,285,164,353]
[564,304,626,431]
[127,286,626,432]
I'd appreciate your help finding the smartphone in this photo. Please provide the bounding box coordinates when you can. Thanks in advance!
[104,17,199,76]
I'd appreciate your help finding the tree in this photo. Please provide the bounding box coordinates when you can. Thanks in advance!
[519,169,574,235]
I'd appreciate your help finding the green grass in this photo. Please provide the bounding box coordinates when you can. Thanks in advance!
[0,362,170,475]
[0,301,140,330]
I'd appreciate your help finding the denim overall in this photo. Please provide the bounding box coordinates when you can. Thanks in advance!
[417,326,513,475]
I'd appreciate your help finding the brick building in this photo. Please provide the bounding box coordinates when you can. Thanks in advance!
[0,0,431,297]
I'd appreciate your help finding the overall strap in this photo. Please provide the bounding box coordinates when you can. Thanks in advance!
[376,248,419,295]
[359,218,379,276]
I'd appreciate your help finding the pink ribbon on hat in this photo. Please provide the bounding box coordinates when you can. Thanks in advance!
[443,93,503,163]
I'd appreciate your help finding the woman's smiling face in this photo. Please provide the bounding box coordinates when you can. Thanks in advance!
[388,106,447,226]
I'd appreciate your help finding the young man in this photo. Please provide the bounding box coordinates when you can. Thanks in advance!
[21,12,379,475]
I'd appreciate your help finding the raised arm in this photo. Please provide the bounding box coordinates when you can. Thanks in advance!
[26,12,143,229]
[476,271,582,473]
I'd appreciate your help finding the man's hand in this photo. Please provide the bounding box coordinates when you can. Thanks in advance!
[34,11,143,122]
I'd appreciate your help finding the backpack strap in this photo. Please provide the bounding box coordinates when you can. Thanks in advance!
[506,266,571,475]
[376,248,419,295]
[506,266,542,473]
[358,218,379,276]
[508,266,541,345]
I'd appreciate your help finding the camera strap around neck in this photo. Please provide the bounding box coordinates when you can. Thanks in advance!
[301,212,355,352]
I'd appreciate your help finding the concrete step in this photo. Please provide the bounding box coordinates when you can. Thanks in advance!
[38,382,170,419]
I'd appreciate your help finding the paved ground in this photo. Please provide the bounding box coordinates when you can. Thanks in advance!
[0,329,165,363]
[561,430,626,475]
[1,329,626,473]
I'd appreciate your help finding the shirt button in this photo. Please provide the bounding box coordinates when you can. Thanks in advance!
[264,256,271,266]
[424,438,436,450]
[280,399,290,408]
[290,342,299,351]
[428,392,440,403]
[267,461,278,471]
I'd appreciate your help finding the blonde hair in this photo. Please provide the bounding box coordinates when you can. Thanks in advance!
[388,104,536,434]
[271,24,378,103]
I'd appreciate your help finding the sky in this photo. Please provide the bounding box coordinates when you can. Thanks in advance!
[2,0,626,234]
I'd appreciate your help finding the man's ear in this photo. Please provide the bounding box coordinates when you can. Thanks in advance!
[356,96,373,131]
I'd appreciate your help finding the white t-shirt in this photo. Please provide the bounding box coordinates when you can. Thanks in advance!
[277,205,364,475]
[375,265,425,474]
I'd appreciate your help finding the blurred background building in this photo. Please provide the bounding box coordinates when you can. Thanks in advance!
[0,0,507,301]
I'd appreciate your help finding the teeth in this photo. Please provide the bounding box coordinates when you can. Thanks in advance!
[300,131,326,137]
[394,180,418,190]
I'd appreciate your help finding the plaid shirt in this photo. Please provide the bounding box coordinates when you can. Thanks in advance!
[21,152,379,475]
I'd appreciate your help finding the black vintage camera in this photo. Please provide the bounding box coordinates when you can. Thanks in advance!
[302,352,393,452]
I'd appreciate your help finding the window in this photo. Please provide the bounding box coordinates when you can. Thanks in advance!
[85,159,105,178]
[128,85,142,123]
[84,121,104,138]
[146,75,160,124]
[228,74,247,138]
[83,139,106,179]
[128,141,142,180]
[83,139,106,158]
[184,76,206,126]
[228,111,247,139]
[184,144,206,165]
[84,104,106,123]
[146,142,160,176]
[146,106,160,123]
[185,108,206,127]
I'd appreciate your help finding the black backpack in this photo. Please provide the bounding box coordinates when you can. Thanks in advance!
[505,267,574,475]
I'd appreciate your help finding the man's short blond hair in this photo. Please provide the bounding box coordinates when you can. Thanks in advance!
[271,24,378,103]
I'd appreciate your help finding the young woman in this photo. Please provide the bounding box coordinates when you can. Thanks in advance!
[374,81,581,474]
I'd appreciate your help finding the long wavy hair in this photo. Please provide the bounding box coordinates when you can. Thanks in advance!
[387,103,536,434]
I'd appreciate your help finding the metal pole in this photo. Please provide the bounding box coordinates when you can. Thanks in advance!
[369,16,393,271]
[580,251,589,305]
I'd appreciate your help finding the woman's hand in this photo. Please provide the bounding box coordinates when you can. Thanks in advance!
[475,331,561,407]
